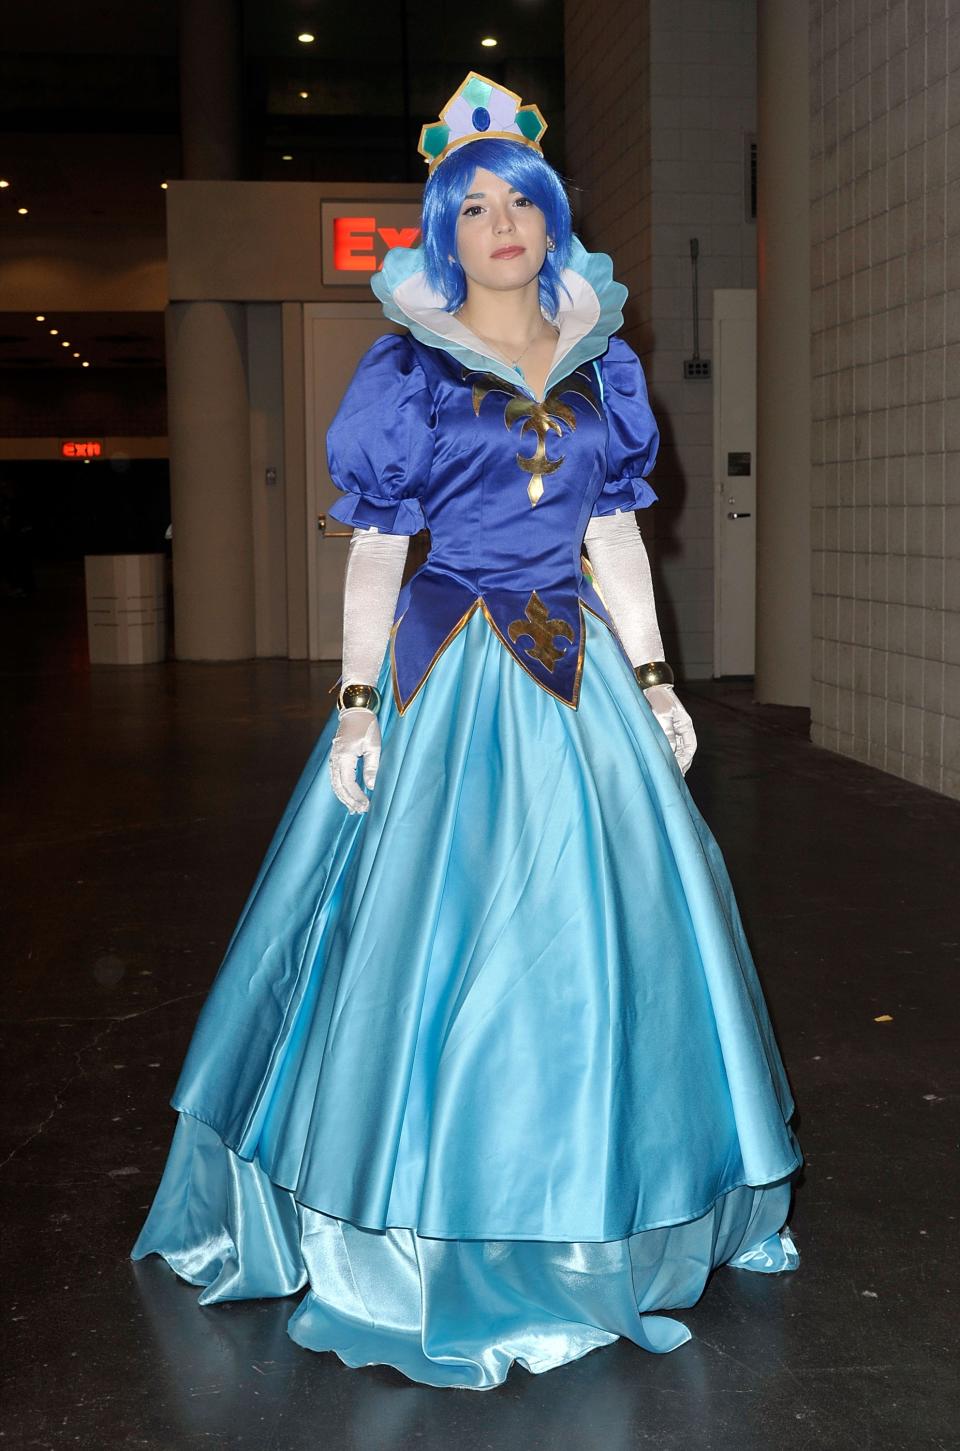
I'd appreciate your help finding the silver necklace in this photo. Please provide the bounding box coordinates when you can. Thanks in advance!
[459,314,558,375]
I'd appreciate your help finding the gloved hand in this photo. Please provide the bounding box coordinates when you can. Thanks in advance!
[329,707,381,813]
[642,683,697,776]
[328,524,409,812]
[584,508,697,774]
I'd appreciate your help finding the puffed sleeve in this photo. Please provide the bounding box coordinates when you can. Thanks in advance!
[326,333,435,534]
[591,336,660,515]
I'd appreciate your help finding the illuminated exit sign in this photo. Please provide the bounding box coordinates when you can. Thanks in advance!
[321,201,422,285]
[61,439,103,459]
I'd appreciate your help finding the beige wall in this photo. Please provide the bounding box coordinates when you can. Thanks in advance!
[810,0,960,798]
[166,181,422,302]
[164,182,423,660]
[0,231,166,313]
[566,0,758,679]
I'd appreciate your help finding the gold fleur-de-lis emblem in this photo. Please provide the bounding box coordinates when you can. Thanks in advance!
[468,369,600,507]
[507,590,575,672]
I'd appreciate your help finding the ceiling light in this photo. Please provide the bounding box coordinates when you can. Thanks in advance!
[282,154,293,161]
[299,90,309,99]
[17,206,28,215]
[82,361,90,368]
[481,36,498,47]
[50,328,58,335]
[0,179,10,188]
[297,32,315,43]
[161,181,168,190]
[72,352,80,358]
[35,314,45,322]
[62,341,70,347]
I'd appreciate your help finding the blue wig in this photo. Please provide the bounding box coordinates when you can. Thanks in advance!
[420,139,573,317]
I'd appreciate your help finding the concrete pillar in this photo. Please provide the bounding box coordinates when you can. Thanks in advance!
[178,0,243,180]
[169,1,250,659]
[166,302,254,659]
[755,0,811,706]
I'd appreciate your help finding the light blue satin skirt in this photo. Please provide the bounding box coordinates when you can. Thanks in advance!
[131,608,802,1390]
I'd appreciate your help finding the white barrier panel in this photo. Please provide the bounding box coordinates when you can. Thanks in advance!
[84,553,168,665]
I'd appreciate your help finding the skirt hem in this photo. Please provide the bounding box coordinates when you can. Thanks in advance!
[169,1100,800,1244]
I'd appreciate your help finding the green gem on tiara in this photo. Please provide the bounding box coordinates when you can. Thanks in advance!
[421,123,450,158]
[462,75,493,108]
[516,108,545,142]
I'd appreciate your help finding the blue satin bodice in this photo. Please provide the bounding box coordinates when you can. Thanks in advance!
[326,331,660,710]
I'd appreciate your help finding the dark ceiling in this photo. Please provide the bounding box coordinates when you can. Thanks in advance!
[0,1,564,371]
[0,1,565,187]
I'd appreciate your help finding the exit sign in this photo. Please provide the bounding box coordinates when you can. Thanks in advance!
[61,439,103,459]
[321,202,422,285]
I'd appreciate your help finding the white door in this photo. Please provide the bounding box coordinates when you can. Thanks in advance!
[303,304,406,660]
[712,289,757,677]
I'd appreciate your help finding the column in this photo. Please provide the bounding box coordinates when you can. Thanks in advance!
[755,0,812,706]
[178,0,243,180]
[166,302,254,659]
[169,0,252,658]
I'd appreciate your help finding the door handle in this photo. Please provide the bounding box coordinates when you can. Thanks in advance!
[726,511,752,519]
[317,512,353,537]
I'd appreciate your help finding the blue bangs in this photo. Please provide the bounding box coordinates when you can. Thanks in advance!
[420,139,573,317]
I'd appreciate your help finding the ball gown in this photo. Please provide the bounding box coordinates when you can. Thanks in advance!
[131,237,802,1390]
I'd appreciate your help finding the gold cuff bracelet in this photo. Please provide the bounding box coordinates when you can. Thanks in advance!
[634,661,675,689]
[337,682,382,713]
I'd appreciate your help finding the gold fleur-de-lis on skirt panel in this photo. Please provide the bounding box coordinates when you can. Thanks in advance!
[469,370,600,507]
[507,590,575,672]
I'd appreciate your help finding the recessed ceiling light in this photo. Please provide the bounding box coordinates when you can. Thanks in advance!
[161,181,168,190]
[35,314,45,321]
[481,36,497,47]
[72,352,80,358]
[49,328,58,336]
[282,154,293,161]
[62,341,70,348]
[0,179,10,188]
[297,32,315,43]
[17,206,28,215]
[299,90,309,99]
[82,360,90,368]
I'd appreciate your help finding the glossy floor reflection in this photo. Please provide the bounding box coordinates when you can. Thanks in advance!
[2,564,958,1450]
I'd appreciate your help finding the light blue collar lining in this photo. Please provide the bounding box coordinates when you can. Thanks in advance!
[370,235,627,401]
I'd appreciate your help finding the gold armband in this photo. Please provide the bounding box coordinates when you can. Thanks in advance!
[337,682,382,713]
[634,661,675,689]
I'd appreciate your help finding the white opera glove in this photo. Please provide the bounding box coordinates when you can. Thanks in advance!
[583,509,697,775]
[328,525,409,813]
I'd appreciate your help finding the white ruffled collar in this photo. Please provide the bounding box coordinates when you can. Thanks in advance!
[371,235,627,401]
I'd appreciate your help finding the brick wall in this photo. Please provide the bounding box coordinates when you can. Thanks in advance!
[810,0,960,798]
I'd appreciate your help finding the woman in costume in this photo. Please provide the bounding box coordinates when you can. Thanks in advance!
[131,73,802,1391]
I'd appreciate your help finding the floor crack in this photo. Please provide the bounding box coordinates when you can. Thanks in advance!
[0,990,204,1171]
[1,989,206,1028]
[0,1018,120,1172]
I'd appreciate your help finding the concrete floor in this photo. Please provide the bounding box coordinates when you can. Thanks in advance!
[2,564,958,1451]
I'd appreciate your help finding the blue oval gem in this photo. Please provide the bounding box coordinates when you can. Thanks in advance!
[471,106,491,132]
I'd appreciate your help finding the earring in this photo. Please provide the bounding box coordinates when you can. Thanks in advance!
[546,239,556,252]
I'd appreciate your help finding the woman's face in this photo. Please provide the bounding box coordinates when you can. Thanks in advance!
[454,167,548,295]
